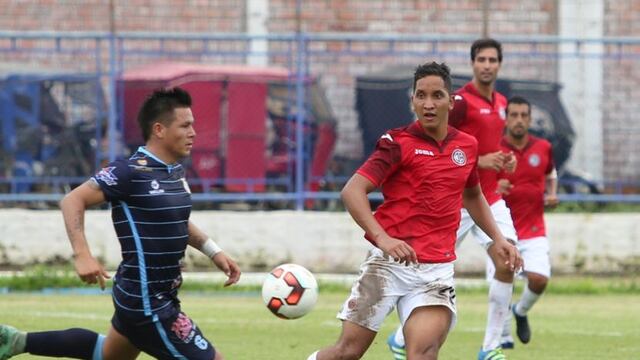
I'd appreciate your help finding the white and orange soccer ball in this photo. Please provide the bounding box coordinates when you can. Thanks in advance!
[261,263,318,319]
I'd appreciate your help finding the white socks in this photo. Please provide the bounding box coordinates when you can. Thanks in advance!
[307,351,318,360]
[515,285,541,316]
[483,279,513,351]
[392,325,405,347]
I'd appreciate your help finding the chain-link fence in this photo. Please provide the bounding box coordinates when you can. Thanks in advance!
[1,28,639,208]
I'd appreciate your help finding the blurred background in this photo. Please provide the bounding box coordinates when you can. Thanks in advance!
[1,0,638,211]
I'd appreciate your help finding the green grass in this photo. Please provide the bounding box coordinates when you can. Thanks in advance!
[1,291,639,359]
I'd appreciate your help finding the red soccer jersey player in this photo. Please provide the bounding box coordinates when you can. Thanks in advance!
[499,135,555,240]
[308,62,520,360]
[494,96,559,348]
[357,122,479,263]
[450,82,509,206]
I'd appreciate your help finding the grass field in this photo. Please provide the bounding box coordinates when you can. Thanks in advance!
[1,289,639,359]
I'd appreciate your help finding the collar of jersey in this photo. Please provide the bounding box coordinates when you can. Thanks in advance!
[463,82,496,105]
[407,121,458,147]
[136,146,179,173]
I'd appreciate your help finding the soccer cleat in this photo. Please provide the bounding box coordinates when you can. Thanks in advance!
[477,347,506,360]
[512,304,531,344]
[500,340,514,349]
[386,332,407,360]
[0,325,26,360]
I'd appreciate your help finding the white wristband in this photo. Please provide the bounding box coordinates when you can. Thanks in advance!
[201,238,223,258]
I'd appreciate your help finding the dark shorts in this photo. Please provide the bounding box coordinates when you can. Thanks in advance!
[112,310,216,360]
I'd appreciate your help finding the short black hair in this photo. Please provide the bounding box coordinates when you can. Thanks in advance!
[413,61,452,93]
[470,38,503,63]
[507,95,531,114]
[137,87,192,142]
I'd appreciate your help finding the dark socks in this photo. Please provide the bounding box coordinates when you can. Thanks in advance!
[25,328,100,359]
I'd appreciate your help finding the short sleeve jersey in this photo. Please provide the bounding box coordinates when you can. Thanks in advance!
[357,121,479,263]
[449,82,507,205]
[499,135,555,239]
[92,146,192,321]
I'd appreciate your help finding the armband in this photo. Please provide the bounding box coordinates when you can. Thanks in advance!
[200,238,223,258]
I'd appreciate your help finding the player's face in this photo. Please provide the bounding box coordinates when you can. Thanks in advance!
[506,103,531,139]
[472,47,501,86]
[412,75,453,135]
[161,107,196,160]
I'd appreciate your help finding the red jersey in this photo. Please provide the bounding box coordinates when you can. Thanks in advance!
[357,121,479,263]
[449,82,507,205]
[499,135,555,240]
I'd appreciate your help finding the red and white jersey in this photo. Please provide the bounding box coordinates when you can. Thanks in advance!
[449,82,507,205]
[357,121,479,263]
[500,135,555,240]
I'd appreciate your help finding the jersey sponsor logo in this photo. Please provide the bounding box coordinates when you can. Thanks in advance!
[149,179,165,194]
[131,165,152,172]
[528,153,541,167]
[414,148,435,156]
[95,166,118,186]
[380,133,393,142]
[451,149,467,166]
[479,108,491,114]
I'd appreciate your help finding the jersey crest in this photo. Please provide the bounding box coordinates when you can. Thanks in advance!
[451,149,467,166]
[528,153,541,167]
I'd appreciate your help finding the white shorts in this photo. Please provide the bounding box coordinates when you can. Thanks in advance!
[456,199,518,250]
[337,248,457,332]
[486,236,551,281]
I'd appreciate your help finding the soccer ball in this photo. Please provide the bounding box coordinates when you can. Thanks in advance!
[261,263,318,319]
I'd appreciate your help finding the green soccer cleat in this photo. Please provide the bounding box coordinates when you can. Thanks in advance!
[477,347,506,360]
[0,325,26,360]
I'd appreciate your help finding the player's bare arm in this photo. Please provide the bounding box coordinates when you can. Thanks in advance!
[187,221,241,286]
[544,168,559,208]
[60,180,111,289]
[477,151,506,171]
[341,173,417,265]
[462,185,523,272]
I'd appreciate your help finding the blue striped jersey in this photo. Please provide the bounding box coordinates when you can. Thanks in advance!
[92,146,192,320]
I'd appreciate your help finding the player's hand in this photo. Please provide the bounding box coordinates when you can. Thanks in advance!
[73,253,111,290]
[376,235,417,265]
[503,151,517,173]
[490,239,523,273]
[497,179,513,195]
[212,252,241,287]
[478,151,506,171]
[544,194,559,208]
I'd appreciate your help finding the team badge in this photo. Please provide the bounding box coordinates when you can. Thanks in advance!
[451,149,467,166]
[137,159,148,166]
[95,167,118,186]
[149,179,164,194]
[499,107,506,120]
[528,154,541,167]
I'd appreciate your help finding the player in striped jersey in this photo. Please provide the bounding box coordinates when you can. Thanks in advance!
[0,87,241,360]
